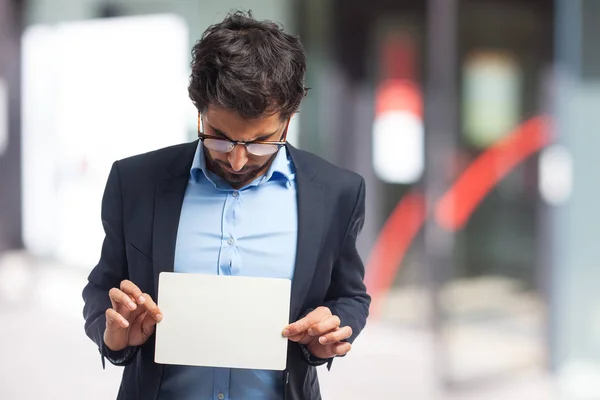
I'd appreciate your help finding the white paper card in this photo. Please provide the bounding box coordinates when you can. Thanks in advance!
[155,272,291,370]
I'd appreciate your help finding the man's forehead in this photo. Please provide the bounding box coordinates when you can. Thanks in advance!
[205,107,282,124]
[204,107,283,138]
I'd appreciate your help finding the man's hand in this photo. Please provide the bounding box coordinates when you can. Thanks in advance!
[104,280,163,352]
[282,306,352,359]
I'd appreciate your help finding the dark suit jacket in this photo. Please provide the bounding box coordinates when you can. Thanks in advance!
[82,141,371,400]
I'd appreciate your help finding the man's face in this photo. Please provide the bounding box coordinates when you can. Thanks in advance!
[202,107,288,189]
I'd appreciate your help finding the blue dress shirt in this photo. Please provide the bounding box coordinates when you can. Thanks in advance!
[158,142,298,400]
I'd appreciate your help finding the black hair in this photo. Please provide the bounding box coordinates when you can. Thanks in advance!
[188,10,307,120]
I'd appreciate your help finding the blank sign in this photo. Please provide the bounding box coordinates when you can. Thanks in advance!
[155,272,291,371]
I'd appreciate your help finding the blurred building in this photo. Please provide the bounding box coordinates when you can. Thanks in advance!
[1,0,599,398]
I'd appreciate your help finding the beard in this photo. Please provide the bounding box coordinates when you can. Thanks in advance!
[204,149,277,189]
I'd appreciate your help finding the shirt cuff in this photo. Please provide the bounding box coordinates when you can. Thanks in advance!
[299,344,331,367]
[100,342,137,367]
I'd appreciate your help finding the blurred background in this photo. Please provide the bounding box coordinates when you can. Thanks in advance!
[0,0,598,399]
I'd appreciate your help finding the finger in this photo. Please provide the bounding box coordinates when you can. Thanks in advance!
[331,341,352,356]
[120,280,145,304]
[287,332,308,343]
[307,315,341,336]
[139,293,163,321]
[140,311,158,338]
[109,288,138,311]
[283,307,332,337]
[105,308,129,330]
[319,326,353,345]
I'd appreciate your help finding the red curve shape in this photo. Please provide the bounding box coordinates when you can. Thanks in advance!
[436,116,553,231]
[365,116,552,318]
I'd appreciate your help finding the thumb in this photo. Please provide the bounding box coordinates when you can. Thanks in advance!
[288,331,310,344]
[140,312,158,339]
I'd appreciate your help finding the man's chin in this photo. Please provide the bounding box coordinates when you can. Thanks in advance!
[210,161,265,187]
[221,171,255,186]
[224,173,249,183]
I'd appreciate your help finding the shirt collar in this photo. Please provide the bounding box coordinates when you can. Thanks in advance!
[190,141,295,189]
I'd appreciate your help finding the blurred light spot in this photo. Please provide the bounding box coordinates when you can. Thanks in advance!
[373,79,424,184]
[463,50,522,149]
[375,79,422,116]
[539,144,573,205]
[373,110,424,184]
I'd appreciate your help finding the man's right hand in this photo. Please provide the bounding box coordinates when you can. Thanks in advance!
[104,280,163,352]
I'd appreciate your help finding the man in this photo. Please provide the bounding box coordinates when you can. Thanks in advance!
[82,11,370,400]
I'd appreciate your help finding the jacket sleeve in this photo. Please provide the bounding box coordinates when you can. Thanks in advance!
[305,177,371,370]
[82,161,139,368]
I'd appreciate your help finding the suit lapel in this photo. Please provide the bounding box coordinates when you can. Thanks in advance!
[287,145,326,320]
[152,141,198,294]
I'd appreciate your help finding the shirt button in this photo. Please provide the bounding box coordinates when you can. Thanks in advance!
[232,191,239,197]
[227,238,234,245]
[217,394,225,400]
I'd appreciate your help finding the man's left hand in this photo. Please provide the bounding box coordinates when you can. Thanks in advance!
[282,306,353,359]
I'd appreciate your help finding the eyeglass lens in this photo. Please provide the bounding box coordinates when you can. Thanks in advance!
[202,138,281,156]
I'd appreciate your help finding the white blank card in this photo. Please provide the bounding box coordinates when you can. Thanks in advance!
[155,272,291,370]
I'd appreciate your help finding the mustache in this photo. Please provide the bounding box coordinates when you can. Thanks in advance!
[214,160,253,174]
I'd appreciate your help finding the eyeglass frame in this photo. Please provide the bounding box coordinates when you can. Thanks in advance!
[197,113,290,155]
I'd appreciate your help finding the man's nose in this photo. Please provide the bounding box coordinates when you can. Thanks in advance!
[228,145,249,171]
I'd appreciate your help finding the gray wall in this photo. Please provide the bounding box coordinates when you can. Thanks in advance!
[551,0,600,396]
[0,0,23,251]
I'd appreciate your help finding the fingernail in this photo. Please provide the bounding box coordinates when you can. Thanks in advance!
[128,302,136,310]
[308,329,315,336]
[319,337,327,344]
[282,329,290,336]
[122,319,129,327]
[156,314,163,321]
[138,296,146,304]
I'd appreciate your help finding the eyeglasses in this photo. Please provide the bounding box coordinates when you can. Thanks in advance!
[197,114,290,156]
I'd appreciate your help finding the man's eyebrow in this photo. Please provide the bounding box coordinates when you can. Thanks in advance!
[208,124,279,142]
[207,125,232,140]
